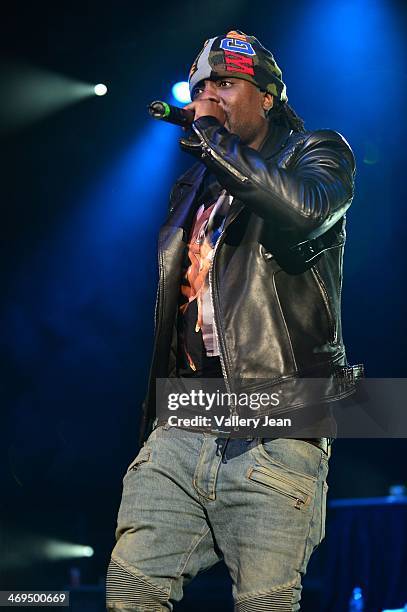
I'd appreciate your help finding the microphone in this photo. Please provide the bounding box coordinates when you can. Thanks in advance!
[148,101,194,127]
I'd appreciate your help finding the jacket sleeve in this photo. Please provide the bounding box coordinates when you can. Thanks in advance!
[180,116,356,243]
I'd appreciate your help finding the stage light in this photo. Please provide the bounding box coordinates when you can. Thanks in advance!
[0,534,96,569]
[94,83,107,96]
[0,62,101,132]
[43,541,95,560]
[171,81,190,104]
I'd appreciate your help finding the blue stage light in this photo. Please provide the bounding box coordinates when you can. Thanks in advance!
[171,82,191,104]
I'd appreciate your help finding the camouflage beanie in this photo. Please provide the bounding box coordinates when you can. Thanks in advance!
[188,30,288,103]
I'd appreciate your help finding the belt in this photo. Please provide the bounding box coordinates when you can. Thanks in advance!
[297,437,332,458]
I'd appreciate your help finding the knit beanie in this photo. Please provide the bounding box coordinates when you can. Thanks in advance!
[188,30,288,103]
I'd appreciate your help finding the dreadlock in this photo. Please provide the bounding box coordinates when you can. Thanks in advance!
[267,100,306,133]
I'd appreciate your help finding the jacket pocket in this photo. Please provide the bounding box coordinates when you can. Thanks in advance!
[247,464,312,509]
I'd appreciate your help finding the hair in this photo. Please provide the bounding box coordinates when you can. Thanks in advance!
[267,99,306,133]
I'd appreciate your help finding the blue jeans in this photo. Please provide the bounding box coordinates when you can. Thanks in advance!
[106,424,329,611]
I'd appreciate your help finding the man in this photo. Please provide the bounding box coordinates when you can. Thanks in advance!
[106,30,363,611]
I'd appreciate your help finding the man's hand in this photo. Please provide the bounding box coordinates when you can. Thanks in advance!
[183,99,226,125]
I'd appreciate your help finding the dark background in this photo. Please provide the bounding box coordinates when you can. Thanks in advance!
[1,0,406,610]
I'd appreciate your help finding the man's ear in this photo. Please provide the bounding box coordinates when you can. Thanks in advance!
[263,92,274,113]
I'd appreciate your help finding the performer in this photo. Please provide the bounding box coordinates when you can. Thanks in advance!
[106,30,362,611]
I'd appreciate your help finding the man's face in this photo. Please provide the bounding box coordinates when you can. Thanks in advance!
[191,77,272,146]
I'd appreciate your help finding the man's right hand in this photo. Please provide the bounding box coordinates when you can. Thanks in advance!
[183,99,226,126]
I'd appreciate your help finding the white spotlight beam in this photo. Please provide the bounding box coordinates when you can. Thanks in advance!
[0,62,106,132]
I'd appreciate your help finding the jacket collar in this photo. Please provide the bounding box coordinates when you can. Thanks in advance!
[260,121,293,159]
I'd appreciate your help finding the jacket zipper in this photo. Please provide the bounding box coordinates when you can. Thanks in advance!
[209,236,229,386]
[311,267,337,342]
[209,205,243,431]
[153,273,160,332]
[154,250,165,333]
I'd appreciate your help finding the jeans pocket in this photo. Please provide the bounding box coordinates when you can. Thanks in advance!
[126,447,152,473]
[247,464,313,509]
[253,438,320,483]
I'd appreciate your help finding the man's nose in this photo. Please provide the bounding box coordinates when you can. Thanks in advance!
[200,80,220,102]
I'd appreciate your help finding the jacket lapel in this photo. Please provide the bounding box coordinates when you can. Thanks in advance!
[164,162,206,232]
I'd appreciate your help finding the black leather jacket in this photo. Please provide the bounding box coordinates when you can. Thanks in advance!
[138,116,364,445]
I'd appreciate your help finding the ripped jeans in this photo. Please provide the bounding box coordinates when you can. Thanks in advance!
[106,424,329,611]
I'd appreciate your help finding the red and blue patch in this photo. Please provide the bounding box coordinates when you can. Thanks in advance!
[220,36,255,76]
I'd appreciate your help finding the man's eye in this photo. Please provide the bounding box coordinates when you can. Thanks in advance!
[218,80,232,87]
[193,89,203,99]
